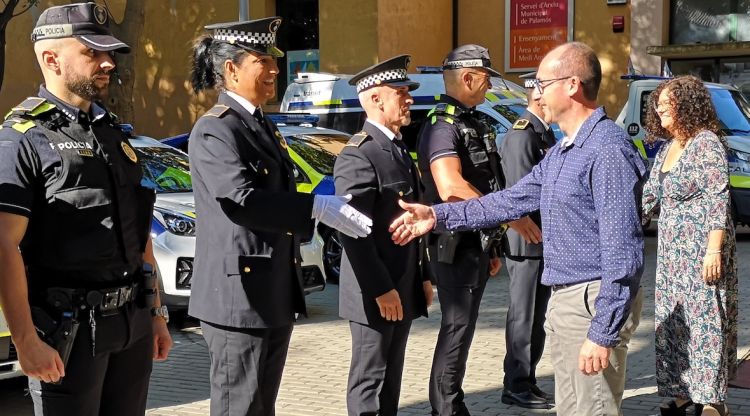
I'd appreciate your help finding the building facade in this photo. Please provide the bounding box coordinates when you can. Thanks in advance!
[0,1,745,138]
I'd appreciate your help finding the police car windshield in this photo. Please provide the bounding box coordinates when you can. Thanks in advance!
[284,134,350,176]
[134,146,192,193]
[711,89,750,135]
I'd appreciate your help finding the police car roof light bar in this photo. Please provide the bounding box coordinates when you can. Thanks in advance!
[267,113,320,126]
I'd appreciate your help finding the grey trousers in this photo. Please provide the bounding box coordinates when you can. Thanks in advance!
[201,321,293,416]
[545,280,643,416]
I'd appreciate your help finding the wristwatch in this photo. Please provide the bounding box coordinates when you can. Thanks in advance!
[151,305,169,323]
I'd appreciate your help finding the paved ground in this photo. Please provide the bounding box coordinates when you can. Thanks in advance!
[1,228,749,415]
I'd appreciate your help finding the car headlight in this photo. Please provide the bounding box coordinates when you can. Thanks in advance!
[155,209,196,236]
[730,148,750,162]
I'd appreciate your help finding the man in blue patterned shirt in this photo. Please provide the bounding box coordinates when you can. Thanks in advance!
[390,42,646,416]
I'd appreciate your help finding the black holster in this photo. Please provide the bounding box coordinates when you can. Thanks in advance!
[479,227,504,253]
[30,305,79,384]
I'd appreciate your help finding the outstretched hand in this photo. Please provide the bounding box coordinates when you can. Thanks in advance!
[389,200,436,246]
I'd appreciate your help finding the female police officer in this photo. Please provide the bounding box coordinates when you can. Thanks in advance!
[188,17,371,416]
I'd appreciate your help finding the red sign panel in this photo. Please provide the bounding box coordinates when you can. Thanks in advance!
[506,0,571,71]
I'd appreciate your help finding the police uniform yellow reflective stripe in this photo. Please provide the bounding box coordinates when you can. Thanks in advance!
[11,120,36,133]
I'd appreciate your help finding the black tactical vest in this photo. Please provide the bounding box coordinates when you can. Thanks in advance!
[420,101,504,204]
[6,97,155,285]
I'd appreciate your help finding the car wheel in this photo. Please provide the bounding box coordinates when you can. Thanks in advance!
[322,228,342,284]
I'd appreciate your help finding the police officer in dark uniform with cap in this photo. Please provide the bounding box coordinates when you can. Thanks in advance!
[334,55,433,416]
[188,17,371,416]
[499,72,556,409]
[416,44,507,416]
[0,3,172,415]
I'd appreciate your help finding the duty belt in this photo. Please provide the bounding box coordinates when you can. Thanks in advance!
[45,283,140,316]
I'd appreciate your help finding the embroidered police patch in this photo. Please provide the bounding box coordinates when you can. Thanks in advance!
[120,141,138,163]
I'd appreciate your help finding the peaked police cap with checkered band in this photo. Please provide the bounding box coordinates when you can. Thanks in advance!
[442,44,501,77]
[205,17,284,58]
[31,2,130,53]
[349,54,420,93]
[519,71,537,89]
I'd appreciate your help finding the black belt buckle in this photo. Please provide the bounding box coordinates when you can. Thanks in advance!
[100,289,121,314]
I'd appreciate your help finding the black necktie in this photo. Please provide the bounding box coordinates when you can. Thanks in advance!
[253,108,264,125]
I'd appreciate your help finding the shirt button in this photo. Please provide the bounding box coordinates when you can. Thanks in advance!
[286,231,293,235]
[398,191,404,197]
[243,266,251,273]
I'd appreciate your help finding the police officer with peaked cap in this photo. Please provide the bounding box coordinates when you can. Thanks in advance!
[334,55,433,416]
[416,44,507,416]
[188,17,372,416]
[0,3,172,415]
[499,71,556,409]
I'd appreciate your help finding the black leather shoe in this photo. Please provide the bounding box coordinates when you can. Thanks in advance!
[501,389,550,409]
[530,384,554,402]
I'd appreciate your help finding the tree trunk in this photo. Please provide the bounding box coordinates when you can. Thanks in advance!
[108,1,145,123]
[0,0,21,93]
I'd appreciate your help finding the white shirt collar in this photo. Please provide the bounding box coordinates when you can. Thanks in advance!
[90,102,107,122]
[528,109,550,131]
[226,90,260,117]
[366,119,401,141]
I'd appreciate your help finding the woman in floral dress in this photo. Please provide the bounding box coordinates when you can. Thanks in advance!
[642,76,738,416]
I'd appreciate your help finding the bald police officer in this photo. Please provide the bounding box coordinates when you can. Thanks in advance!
[188,17,371,416]
[416,44,506,416]
[499,73,556,409]
[334,55,433,416]
[0,3,172,415]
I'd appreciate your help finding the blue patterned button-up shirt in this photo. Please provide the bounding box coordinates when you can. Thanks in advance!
[433,107,647,347]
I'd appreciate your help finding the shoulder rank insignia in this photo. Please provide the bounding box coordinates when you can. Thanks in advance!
[12,97,46,114]
[120,140,138,163]
[513,119,530,130]
[346,131,370,147]
[275,131,288,149]
[5,97,55,121]
[203,104,230,118]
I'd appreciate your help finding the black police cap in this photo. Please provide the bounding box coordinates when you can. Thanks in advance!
[205,17,284,58]
[31,2,130,53]
[442,44,501,77]
[349,55,420,93]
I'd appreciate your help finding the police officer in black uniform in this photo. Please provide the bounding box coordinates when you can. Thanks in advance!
[0,3,172,415]
[416,44,506,416]
[334,55,433,416]
[188,17,371,416]
[499,73,556,409]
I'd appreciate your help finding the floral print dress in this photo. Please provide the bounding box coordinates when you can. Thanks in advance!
[642,130,738,403]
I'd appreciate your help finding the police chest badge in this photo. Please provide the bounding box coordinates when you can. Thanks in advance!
[120,141,138,163]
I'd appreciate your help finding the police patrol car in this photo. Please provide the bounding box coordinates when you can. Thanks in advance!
[280,69,538,155]
[615,76,750,225]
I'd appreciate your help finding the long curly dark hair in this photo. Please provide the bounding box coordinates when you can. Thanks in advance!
[643,75,721,145]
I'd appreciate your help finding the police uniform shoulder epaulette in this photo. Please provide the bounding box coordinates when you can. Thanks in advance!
[345,131,371,147]
[4,97,56,121]
[512,119,530,130]
[203,104,230,118]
